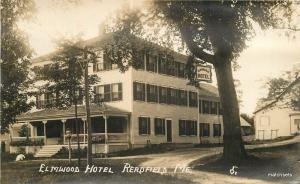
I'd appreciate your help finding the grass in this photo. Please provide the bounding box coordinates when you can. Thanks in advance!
[244,135,295,145]
[191,143,300,183]
[1,157,192,184]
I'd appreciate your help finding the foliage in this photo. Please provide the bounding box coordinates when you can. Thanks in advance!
[32,38,100,109]
[259,72,300,110]
[1,0,35,133]
[18,124,29,137]
[10,139,44,146]
[1,152,35,162]
[104,0,295,162]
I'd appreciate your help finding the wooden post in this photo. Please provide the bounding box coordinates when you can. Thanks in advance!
[104,115,108,154]
[42,120,47,145]
[61,120,66,144]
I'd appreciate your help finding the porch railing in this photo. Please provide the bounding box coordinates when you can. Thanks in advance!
[66,133,128,144]
[11,136,44,142]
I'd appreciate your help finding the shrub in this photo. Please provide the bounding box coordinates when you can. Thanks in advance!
[10,139,44,146]
[1,152,35,162]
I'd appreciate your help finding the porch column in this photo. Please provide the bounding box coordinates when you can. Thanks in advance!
[126,115,131,146]
[61,119,66,144]
[29,122,34,138]
[82,118,87,144]
[42,120,47,145]
[104,115,108,153]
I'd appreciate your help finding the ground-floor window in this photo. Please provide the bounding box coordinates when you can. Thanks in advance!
[213,124,221,137]
[179,120,197,136]
[199,123,210,137]
[154,118,165,135]
[139,117,151,135]
[295,119,300,131]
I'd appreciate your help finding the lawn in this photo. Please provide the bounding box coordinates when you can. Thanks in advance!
[1,158,192,184]
[191,143,300,184]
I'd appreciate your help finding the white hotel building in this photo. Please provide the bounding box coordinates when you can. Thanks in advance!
[10,33,223,156]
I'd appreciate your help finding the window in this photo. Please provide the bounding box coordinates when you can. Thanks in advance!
[103,52,112,70]
[104,84,111,102]
[36,94,45,109]
[202,100,210,114]
[167,58,176,76]
[199,123,210,137]
[179,120,197,136]
[45,92,55,107]
[217,102,223,115]
[133,82,146,101]
[167,88,178,105]
[211,102,218,114]
[134,52,145,70]
[139,117,151,135]
[147,84,158,102]
[158,55,168,74]
[159,87,167,104]
[111,83,122,101]
[154,118,165,135]
[178,90,188,106]
[94,85,104,103]
[189,92,198,107]
[199,100,202,113]
[294,119,300,131]
[176,62,185,78]
[93,53,104,72]
[146,53,157,72]
[94,83,122,102]
[213,124,221,137]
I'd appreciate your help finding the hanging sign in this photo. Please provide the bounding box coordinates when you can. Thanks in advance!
[196,64,212,83]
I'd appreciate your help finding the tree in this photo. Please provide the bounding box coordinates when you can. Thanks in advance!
[104,0,295,163]
[33,38,99,165]
[260,72,300,110]
[1,0,36,133]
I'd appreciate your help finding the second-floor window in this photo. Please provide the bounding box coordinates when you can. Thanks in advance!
[189,92,198,107]
[167,88,178,105]
[133,82,146,101]
[178,90,188,106]
[94,83,122,102]
[147,84,158,102]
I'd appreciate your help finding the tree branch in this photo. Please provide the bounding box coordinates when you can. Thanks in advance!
[179,26,214,64]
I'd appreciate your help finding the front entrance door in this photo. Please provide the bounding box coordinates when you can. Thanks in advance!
[166,119,172,142]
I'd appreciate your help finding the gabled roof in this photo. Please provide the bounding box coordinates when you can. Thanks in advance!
[16,104,130,122]
[254,77,300,114]
[240,116,251,127]
[198,83,219,100]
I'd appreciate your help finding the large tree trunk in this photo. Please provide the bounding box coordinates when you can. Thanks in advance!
[213,59,246,163]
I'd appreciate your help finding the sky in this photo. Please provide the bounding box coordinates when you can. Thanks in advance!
[18,0,300,115]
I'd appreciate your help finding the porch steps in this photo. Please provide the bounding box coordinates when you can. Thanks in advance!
[34,145,64,158]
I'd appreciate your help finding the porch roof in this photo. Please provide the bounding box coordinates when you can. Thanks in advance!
[16,104,130,122]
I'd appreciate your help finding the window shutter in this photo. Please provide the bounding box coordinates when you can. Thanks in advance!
[118,83,122,100]
[133,82,137,100]
[147,118,151,135]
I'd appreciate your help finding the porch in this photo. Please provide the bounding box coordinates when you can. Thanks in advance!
[11,104,131,154]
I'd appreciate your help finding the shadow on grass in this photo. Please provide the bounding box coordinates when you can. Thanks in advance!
[191,143,300,183]
[1,158,193,184]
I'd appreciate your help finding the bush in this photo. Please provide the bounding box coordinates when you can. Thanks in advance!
[1,152,35,162]
[53,147,87,158]
[10,139,44,146]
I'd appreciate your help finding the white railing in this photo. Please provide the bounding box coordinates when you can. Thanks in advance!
[11,136,44,142]
[65,133,128,144]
